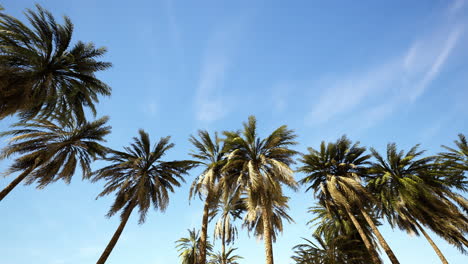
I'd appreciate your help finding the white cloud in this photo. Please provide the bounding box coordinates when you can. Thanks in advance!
[448,0,467,14]
[305,60,399,124]
[147,100,158,116]
[271,82,292,112]
[194,23,242,122]
[195,51,229,122]
[164,0,185,72]
[409,26,463,100]
[305,14,465,127]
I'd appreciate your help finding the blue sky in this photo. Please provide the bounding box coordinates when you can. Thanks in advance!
[1,0,468,263]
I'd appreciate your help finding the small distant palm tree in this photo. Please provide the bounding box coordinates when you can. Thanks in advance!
[0,116,110,201]
[212,192,245,264]
[0,4,111,122]
[176,228,213,264]
[291,234,364,264]
[299,136,399,264]
[209,247,243,264]
[223,116,298,264]
[189,130,228,264]
[92,130,196,264]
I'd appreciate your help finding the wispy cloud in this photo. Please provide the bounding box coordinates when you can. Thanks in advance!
[305,6,465,128]
[409,26,463,100]
[448,0,467,14]
[164,0,185,72]
[271,82,293,113]
[146,100,158,116]
[194,22,242,122]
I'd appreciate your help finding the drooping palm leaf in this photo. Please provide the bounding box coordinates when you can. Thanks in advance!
[0,116,110,201]
[0,4,111,122]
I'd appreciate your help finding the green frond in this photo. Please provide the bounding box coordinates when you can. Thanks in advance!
[93,130,195,224]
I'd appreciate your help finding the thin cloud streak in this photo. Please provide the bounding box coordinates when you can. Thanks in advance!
[194,22,243,122]
[164,0,186,73]
[306,12,465,127]
[448,0,467,14]
[410,26,462,100]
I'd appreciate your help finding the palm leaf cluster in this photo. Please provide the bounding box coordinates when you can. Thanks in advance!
[292,204,381,264]
[176,229,214,264]
[293,136,468,264]
[0,4,111,122]
[183,116,299,264]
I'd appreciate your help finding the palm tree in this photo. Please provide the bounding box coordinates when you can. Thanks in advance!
[298,136,400,264]
[0,116,110,201]
[368,144,468,263]
[0,4,111,122]
[223,116,298,264]
[438,134,468,194]
[92,130,196,264]
[243,193,294,242]
[212,192,245,264]
[209,247,243,264]
[441,134,468,171]
[189,130,228,264]
[176,228,213,264]
[307,203,381,264]
[291,234,366,264]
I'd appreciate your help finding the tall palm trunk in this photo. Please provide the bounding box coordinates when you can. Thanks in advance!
[0,167,34,202]
[199,193,211,264]
[221,220,227,264]
[344,208,380,264]
[360,209,400,264]
[96,205,135,264]
[262,206,274,264]
[413,221,449,264]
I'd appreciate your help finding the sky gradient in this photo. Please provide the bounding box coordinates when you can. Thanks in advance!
[1,0,468,263]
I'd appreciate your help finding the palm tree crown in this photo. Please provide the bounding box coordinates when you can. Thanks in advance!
[93,129,195,223]
[298,136,400,264]
[368,144,468,258]
[223,116,298,264]
[188,130,229,264]
[0,116,110,201]
[209,247,243,264]
[176,228,214,264]
[0,4,111,121]
[92,129,196,264]
[439,134,468,192]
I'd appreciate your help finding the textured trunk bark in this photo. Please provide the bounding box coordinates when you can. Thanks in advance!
[414,221,449,264]
[199,194,211,264]
[0,167,34,202]
[262,207,274,264]
[221,222,226,264]
[360,209,400,264]
[345,208,381,264]
[96,205,134,264]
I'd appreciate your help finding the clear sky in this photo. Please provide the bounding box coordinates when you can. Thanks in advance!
[1,0,468,263]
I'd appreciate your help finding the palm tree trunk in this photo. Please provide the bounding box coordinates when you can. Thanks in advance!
[360,209,400,264]
[221,222,227,264]
[199,194,211,264]
[0,167,34,202]
[345,208,381,264]
[96,205,135,264]
[262,206,274,264]
[413,221,449,264]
